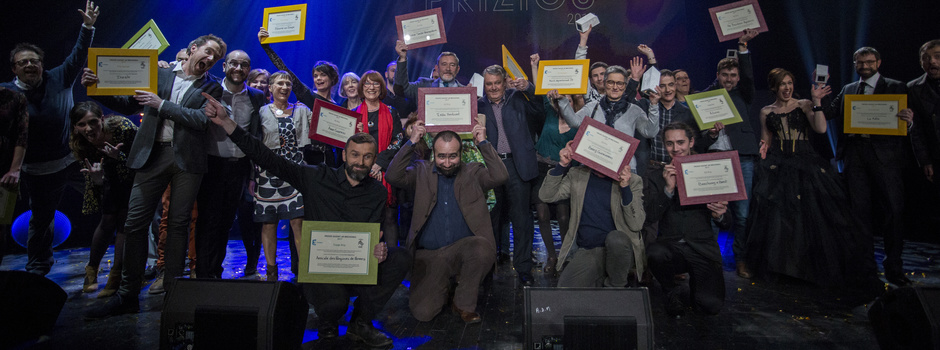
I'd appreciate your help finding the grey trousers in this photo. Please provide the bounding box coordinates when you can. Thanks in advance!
[558,231,634,288]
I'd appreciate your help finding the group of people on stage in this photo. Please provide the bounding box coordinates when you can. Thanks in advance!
[2,1,939,346]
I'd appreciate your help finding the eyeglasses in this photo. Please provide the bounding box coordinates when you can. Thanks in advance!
[854,59,878,67]
[605,80,626,88]
[227,61,250,68]
[14,58,41,67]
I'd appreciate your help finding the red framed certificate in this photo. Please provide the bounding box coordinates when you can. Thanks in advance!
[395,8,447,50]
[309,99,359,149]
[569,117,639,179]
[673,151,747,206]
[708,0,769,42]
[417,87,478,133]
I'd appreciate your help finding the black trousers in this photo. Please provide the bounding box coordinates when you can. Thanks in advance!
[194,155,252,278]
[647,241,724,315]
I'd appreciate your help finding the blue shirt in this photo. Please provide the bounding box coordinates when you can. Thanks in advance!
[418,167,473,250]
[551,164,634,249]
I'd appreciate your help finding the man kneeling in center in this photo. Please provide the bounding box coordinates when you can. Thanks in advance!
[386,120,508,324]
[539,141,646,287]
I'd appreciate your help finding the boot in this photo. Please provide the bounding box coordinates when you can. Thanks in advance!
[83,265,99,293]
[266,264,278,281]
[98,268,122,298]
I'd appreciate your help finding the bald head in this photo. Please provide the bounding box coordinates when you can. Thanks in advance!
[223,50,251,85]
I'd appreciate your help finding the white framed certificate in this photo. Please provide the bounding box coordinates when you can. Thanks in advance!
[686,89,744,130]
[87,48,158,96]
[535,59,590,95]
[417,87,478,133]
[298,221,380,285]
[708,0,769,42]
[570,116,639,179]
[121,19,170,54]
[843,94,908,136]
[674,151,748,206]
[395,8,447,50]
[309,99,360,148]
[261,4,307,44]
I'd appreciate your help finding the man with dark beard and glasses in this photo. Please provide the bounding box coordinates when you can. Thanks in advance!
[386,122,508,324]
[199,94,411,347]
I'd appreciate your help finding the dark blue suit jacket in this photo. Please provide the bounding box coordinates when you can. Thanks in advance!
[479,84,543,182]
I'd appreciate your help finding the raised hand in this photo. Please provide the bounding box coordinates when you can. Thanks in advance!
[559,140,574,167]
[410,120,426,144]
[708,121,726,138]
[618,165,632,188]
[578,24,592,47]
[629,56,647,82]
[648,85,662,105]
[508,78,529,91]
[81,158,105,185]
[258,27,269,43]
[201,92,237,134]
[395,40,408,60]
[100,142,124,160]
[530,53,540,68]
[810,84,832,102]
[472,123,486,144]
[79,0,100,27]
[739,28,759,44]
[80,68,99,87]
[546,89,562,101]
[663,164,677,194]
[637,44,655,59]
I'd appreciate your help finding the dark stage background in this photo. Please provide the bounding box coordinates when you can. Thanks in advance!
[1,0,938,250]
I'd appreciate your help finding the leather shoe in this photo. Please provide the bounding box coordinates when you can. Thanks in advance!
[519,273,534,287]
[885,272,912,287]
[346,319,392,347]
[736,261,752,279]
[149,269,165,294]
[452,304,482,324]
[84,294,139,320]
[665,284,689,318]
[317,322,338,339]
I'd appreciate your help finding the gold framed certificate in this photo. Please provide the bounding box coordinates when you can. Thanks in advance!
[87,48,158,96]
[309,99,360,149]
[396,8,447,50]
[674,151,748,206]
[686,89,743,130]
[708,0,769,42]
[843,94,908,136]
[535,59,590,95]
[261,4,307,44]
[502,45,529,81]
[570,117,640,179]
[417,87,478,133]
[121,19,170,55]
[298,221,381,285]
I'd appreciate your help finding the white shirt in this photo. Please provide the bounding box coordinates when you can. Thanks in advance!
[859,72,881,95]
[208,81,252,158]
[158,64,200,142]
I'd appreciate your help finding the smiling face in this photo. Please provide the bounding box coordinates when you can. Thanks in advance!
[11,50,43,87]
[659,75,677,103]
[717,67,740,91]
[590,66,607,92]
[433,138,462,176]
[249,73,269,93]
[674,71,690,94]
[854,53,881,80]
[436,55,459,83]
[186,40,222,77]
[268,75,293,104]
[74,111,103,144]
[483,73,506,103]
[361,76,383,102]
[664,129,694,158]
[774,74,795,102]
[313,69,332,91]
[343,141,376,182]
[343,78,359,99]
[604,72,627,101]
[223,51,250,85]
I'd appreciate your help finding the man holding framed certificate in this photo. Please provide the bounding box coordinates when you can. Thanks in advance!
[823,46,915,287]
[394,40,464,100]
[201,97,410,347]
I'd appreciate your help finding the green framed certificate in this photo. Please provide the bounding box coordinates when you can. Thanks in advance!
[261,4,307,44]
[298,221,380,285]
[686,89,743,130]
[121,19,170,55]
[87,48,158,96]
[843,94,908,136]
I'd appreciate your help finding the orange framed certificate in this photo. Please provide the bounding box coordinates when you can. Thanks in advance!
[261,4,307,44]
[843,94,908,136]
[87,48,158,96]
[502,45,528,81]
[535,59,590,95]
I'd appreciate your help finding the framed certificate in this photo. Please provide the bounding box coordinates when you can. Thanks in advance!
[673,151,748,206]
[535,59,590,95]
[0,187,17,225]
[121,19,170,55]
[309,99,360,148]
[843,94,908,136]
[686,89,743,130]
[708,0,769,42]
[502,45,529,81]
[417,87,478,133]
[569,117,640,179]
[298,221,381,285]
[261,4,307,44]
[396,8,447,50]
[87,48,158,96]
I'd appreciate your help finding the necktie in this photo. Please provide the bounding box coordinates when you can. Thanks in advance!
[856,82,868,95]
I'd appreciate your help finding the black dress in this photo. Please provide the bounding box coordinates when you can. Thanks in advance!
[745,108,862,287]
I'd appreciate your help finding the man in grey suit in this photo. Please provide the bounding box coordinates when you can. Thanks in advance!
[82,34,227,319]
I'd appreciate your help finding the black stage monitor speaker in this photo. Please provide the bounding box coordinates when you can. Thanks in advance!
[0,271,67,349]
[524,287,653,350]
[160,279,308,350]
[869,286,940,350]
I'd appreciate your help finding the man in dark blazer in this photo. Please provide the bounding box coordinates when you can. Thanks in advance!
[910,39,940,184]
[386,123,508,324]
[83,34,227,319]
[393,40,464,99]
[645,122,730,317]
[479,64,543,285]
[194,49,267,280]
[824,46,915,286]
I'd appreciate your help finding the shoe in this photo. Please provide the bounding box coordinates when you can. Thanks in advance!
[98,269,122,299]
[84,294,139,320]
[452,304,482,324]
[346,318,393,347]
[665,285,689,318]
[519,273,534,287]
[885,272,912,287]
[736,261,752,279]
[543,256,558,276]
[244,266,258,277]
[83,265,99,293]
[318,321,338,339]
[266,264,278,281]
[496,253,511,265]
[149,269,165,294]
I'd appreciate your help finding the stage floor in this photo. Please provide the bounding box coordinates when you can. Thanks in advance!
[2,230,938,349]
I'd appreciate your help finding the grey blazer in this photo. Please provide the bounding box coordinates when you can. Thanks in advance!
[95,67,223,174]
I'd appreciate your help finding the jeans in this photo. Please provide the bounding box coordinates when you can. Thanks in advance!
[21,161,83,275]
[730,157,754,260]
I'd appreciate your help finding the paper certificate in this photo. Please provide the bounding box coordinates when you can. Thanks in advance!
[261,4,307,44]
[87,48,158,96]
[396,8,447,50]
[570,117,639,179]
[844,94,908,136]
[674,151,748,206]
[535,59,590,95]
[298,221,380,285]
[708,0,769,42]
[417,87,478,133]
[309,99,359,149]
[502,45,529,81]
[121,19,170,54]
[686,89,743,130]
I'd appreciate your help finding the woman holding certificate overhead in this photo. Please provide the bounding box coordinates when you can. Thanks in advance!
[745,68,864,287]
[551,59,661,172]
[254,71,312,281]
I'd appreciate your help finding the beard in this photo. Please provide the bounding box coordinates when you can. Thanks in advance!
[437,161,462,177]
[345,163,370,182]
